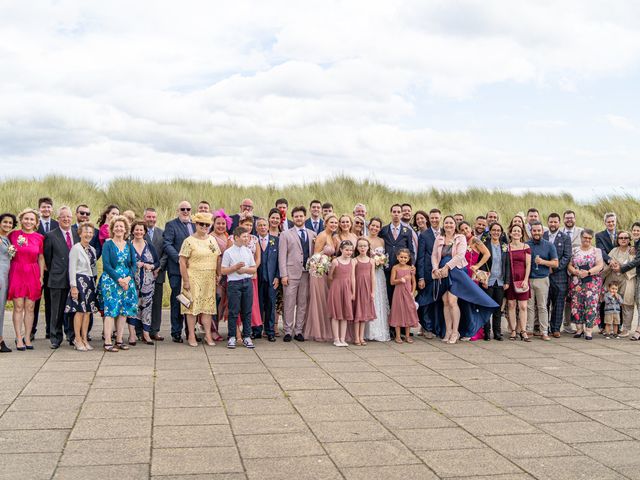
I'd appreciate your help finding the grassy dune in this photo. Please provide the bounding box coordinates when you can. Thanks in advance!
[1,175,640,231]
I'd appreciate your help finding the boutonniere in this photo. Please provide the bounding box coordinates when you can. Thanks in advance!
[501,244,508,253]
[402,227,408,234]
[269,238,275,247]
[17,235,27,247]
[208,240,218,254]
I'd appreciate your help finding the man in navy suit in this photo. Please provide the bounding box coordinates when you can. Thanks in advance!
[416,208,441,337]
[305,200,324,234]
[380,204,415,305]
[163,200,195,343]
[254,218,280,341]
[544,213,572,337]
[32,197,58,340]
[596,212,617,265]
[229,198,257,234]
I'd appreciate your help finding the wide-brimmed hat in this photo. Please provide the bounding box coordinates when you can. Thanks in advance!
[192,212,213,225]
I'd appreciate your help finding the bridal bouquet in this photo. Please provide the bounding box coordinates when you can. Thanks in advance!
[372,248,389,270]
[306,253,331,277]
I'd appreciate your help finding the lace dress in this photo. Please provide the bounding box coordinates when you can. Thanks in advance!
[365,247,391,341]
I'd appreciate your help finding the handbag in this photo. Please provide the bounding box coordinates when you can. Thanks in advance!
[176,292,192,309]
[508,245,529,293]
[472,269,490,286]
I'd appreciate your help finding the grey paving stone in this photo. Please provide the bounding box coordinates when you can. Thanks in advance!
[317,361,378,372]
[96,365,155,376]
[330,371,390,383]
[0,429,69,453]
[453,415,540,436]
[0,452,59,479]
[151,446,243,475]
[513,455,626,480]
[479,390,556,407]
[417,447,521,477]
[324,439,420,467]
[592,387,640,402]
[357,394,428,412]
[295,403,374,422]
[22,382,90,396]
[392,374,457,388]
[154,407,229,426]
[538,421,631,443]
[154,379,217,393]
[155,392,222,408]
[236,432,324,458]
[243,455,342,480]
[308,420,393,442]
[480,433,580,458]
[224,397,295,416]
[218,383,284,400]
[153,425,234,448]
[60,437,151,466]
[229,414,308,435]
[581,409,640,429]
[373,409,455,429]
[33,371,95,383]
[287,389,356,405]
[53,464,149,479]
[430,399,507,417]
[215,373,278,387]
[342,464,439,480]
[80,401,152,419]
[0,409,78,430]
[342,381,411,396]
[395,427,484,451]
[8,395,84,412]
[69,417,151,439]
[210,361,270,374]
[92,375,155,389]
[507,404,588,423]
[86,387,153,402]
[552,395,631,412]
[573,440,640,467]
[411,386,482,401]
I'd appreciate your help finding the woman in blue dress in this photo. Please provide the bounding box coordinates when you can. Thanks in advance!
[98,216,138,352]
[428,216,498,344]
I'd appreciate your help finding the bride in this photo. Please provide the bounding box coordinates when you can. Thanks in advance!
[364,218,390,341]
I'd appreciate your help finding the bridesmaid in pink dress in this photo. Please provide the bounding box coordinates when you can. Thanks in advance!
[353,238,376,346]
[304,214,339,342]
[328,240,355,346]
[211,213,232,341]
[388,249,418,344]
[236,217,262,339]
[8,209,45,350]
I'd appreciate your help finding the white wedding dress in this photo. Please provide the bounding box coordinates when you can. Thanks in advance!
[365,251,391,342]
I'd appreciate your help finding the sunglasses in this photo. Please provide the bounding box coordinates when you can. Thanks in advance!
[180,208,192,212]
[196,222,210,227]
[619,236,630,240]
[354,222,364,226]
[78,211,90,216]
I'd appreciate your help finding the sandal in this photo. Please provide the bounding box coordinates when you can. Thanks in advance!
[509,330,517,341]
[361,341,367,346]
[115,342,130,351]
[394,338,403,344]
[631,332,640,341]
[406,338,414,344]
[103,343,119,352]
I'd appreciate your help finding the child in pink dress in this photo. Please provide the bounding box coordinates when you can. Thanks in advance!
[353,238,376,346]
[328,240,355,347]
[389,248,418,343]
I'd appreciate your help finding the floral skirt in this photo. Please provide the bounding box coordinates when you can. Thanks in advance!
[65,274,99,314]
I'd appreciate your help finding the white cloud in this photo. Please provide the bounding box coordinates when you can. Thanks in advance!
[1,0,640,200]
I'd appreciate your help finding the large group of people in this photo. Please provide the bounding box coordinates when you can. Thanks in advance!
[1,196,639,353]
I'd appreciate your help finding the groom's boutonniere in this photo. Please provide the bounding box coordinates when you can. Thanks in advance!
[269,238,275,247]
[402,227,408,235]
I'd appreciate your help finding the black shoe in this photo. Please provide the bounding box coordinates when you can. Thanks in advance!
[283,334,292,342]
[45,334,50,339]
[87,335,92,342]
[30,333,35,341]
[50,343,60,349]
[253,333,262,339]
[172,336,183,343]
[268,335,276,342]
[484,327,491,341]
[294,334,305,342]
[0,341,12,353]
[494,334,503,341]
[250,333,255,340]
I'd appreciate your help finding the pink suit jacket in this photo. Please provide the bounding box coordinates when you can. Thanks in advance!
[278,227,316,281]
[432,234,468,275]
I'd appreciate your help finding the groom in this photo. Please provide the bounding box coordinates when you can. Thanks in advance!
[380,204,415,305]
[278,206,316,342]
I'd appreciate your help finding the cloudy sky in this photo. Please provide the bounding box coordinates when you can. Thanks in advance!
[2,1,640,199]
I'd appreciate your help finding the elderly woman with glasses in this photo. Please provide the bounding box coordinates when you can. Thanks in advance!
[603,230,635,337]
[179,212,222,347]
[567,229,604,340]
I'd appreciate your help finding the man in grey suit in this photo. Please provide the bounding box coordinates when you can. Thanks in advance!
[278,206,316,342]
[143,208,167,341]
[560,209,583,334]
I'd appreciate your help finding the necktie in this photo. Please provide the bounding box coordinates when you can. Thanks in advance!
[186,223,194,235]
[148,228,154,241]
[65,231,72,250]
[393,226,399,240]
[45,221,49,233]
[313,221,318,232]
[260,236,267,250]
[610,232,615,244]
[299,229,306,243]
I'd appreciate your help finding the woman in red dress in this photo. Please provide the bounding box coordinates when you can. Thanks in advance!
[504,224,531,341]
[8,209,45,350]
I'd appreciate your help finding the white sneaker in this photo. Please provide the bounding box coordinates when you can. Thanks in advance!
[243,337,255,349]
[227,338,236,349]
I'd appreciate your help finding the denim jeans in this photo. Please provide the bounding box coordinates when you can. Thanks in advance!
[227,278,253,339]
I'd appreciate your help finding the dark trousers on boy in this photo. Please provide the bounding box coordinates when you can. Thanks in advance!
[228,278,253,339]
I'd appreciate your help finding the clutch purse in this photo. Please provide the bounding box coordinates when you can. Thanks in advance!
[176,293,192,309]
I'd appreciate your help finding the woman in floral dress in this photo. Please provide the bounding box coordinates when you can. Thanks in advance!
[568,229,604,340]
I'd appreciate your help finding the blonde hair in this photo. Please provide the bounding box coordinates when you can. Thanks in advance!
[109,215,131,238]
[78,222,95,235]
[18,208,39,224]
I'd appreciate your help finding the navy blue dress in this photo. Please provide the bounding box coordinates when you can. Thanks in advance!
[427,246,498,338]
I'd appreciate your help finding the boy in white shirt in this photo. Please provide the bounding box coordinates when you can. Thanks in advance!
[221,227,257,349]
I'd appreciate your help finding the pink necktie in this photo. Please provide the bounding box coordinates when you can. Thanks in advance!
[261,237,267,250]
[65,231,72,250]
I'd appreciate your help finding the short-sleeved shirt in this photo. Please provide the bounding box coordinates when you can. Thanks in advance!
[222,244,256,281]
[527,238,558,279]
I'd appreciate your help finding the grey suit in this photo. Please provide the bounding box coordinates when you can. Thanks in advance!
[145,227,167,336]
[0,237,10,337]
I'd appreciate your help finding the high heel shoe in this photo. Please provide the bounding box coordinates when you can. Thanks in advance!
[519,332,532,342]
[441,332,451,343]
[22,337,33,350]
[448,332,460,344]
[14,339,26,351]
[509,330,517,341]
[573,331,584,338]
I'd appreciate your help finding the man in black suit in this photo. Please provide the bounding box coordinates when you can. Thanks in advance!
[229,198,257,234]
[380,204,415,305]
[255,218,280,341]
[43,207,79,348]
[144,208,167,341]
[544,213,572,337]
[416,208,441,337]
[305,199,324,234]
[596,212,620,334]
[164,200,195,342]
[32,197,58,340]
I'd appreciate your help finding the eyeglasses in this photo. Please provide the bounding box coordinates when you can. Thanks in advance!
[196,222,210,228]
[619,236,630,240]
[583,236,593,241]
[241,204,253,209]
[180,208,192,212]
[78,211,90,216]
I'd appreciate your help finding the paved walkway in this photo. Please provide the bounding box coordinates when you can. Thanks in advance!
[1,313,640,480]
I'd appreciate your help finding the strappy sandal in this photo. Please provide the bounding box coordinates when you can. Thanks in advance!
[509,330,517,341]
[103,343,119,352]
[115,342,130,350]
[394,338,403,344]
[406,338,414,344]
